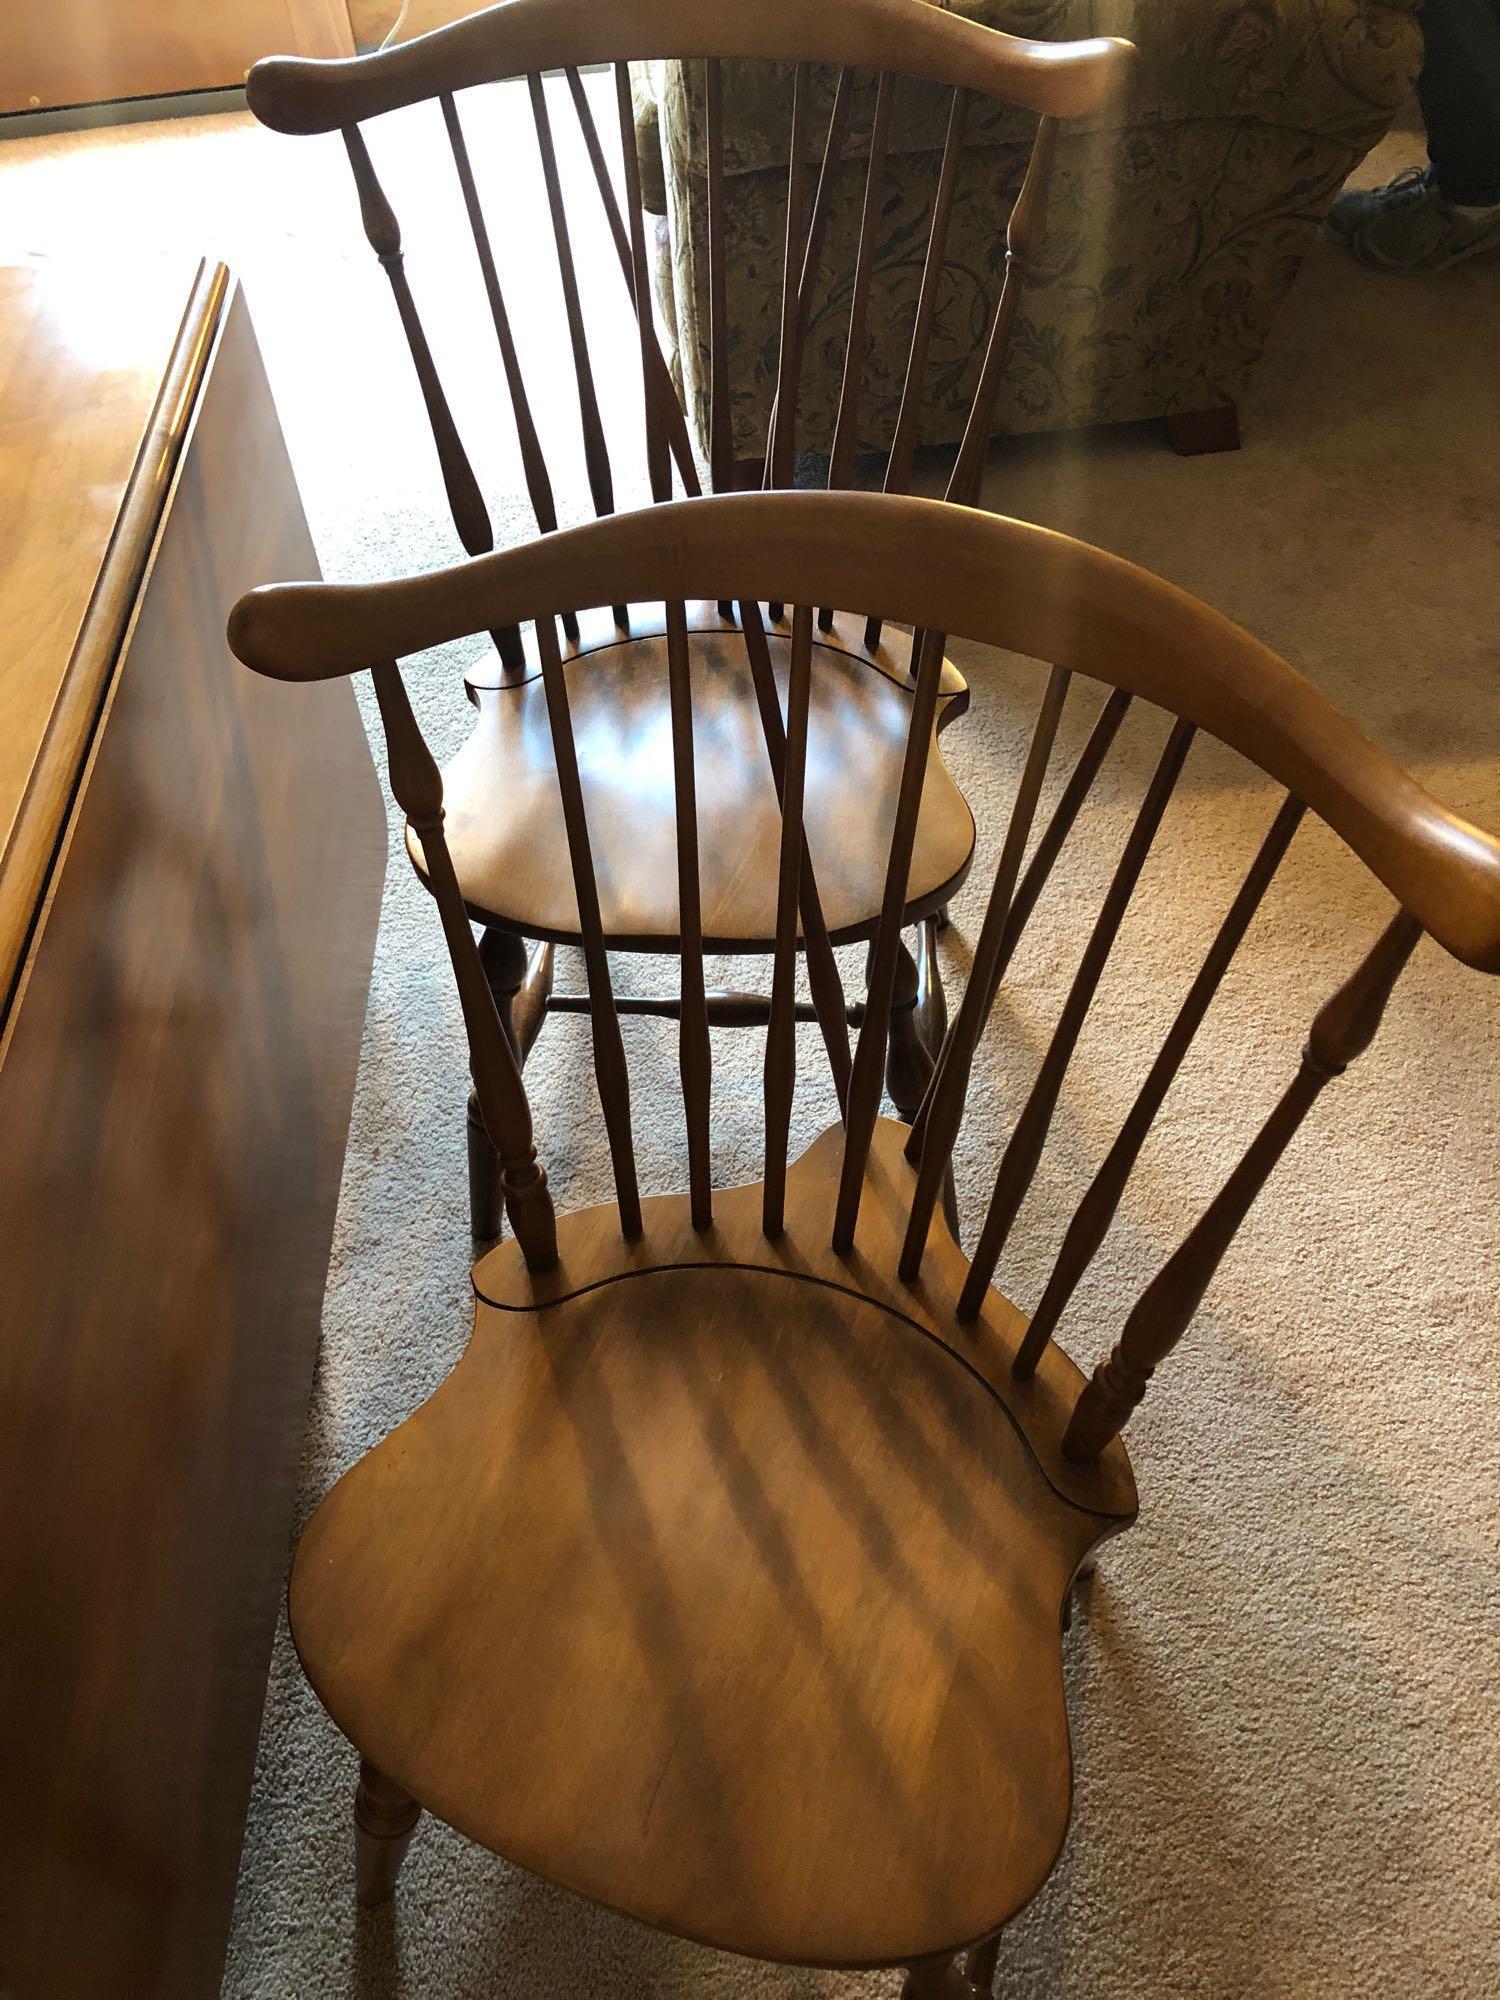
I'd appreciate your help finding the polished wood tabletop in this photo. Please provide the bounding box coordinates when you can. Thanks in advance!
[0,259,385,1998]
[0,2,353,115]
[0,253,224,1013]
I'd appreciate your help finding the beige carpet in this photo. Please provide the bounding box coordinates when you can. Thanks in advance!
[4,92,1498,2000]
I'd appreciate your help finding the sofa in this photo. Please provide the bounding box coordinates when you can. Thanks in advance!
[633,0,1423,461]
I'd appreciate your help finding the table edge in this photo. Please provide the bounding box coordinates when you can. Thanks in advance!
[0,256,231,1024]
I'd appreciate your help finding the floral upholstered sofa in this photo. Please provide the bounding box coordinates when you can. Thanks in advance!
[632,0,1422,461]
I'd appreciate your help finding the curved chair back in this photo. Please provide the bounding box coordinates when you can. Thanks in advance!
[229,488,1500,1463]
[247,0,1134,665]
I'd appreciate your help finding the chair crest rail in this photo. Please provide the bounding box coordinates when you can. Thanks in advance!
[247,0,1133,134]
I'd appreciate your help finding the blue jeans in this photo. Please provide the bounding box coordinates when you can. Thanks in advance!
[1422,0,1500,201]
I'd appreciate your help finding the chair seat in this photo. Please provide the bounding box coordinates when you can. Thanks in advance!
[415,602,975,949]
[290,1122,1136,1968]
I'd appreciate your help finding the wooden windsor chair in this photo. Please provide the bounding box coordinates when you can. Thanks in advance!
[246,0,1134,1240]
[229,489,1500,1995]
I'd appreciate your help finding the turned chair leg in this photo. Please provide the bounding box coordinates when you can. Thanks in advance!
[1062,1556,1099,1634]
[883,935,935,1120]
[1164,402,1240,456]
[966,1938,1002,1993]
[466,1097,504,1246]
[467,928,546,1243]
[903,1955,980,1998]
[889,927,961,1238]
[914,913,948,1062]
[354,1759,421,1908]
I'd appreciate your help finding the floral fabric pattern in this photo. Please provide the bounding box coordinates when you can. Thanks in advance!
[633,0,1422,457]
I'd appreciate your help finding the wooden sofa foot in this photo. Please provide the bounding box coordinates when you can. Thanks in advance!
[1165,403,1241,455]
[966,1938,1002,1992]
[354,1760,421,1908]
[903,1957,980,1998]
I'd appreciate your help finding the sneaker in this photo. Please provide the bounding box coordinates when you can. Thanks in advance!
[1325,164,1432,244]
[1326,164,1500,271]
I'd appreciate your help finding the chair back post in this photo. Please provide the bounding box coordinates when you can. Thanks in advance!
[1061,909,1424,1461]
[369,662,557,1269]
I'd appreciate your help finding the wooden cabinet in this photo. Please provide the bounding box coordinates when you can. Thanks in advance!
[0,2,354,115]
[0,258,385,1996]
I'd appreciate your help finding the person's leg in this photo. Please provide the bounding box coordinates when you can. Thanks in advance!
[1419,0,1500,204]
[1326,0,1500,268]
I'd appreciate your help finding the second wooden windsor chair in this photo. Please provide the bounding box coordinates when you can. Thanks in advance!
[246,0,1134,1239]
[229,489,1500,1994]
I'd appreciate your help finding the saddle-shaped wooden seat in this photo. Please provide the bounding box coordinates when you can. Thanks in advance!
[291,1121,1134,1967]
[429,604,972,945]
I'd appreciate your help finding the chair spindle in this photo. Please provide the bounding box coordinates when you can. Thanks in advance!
[706,58,735,614]
[1063,909,1424,1459]
[885,86,970,500]
[834,627,949,1251]
[863,85,969,652]
[705,58,733,503]
[1015,792,1306,1376]
[763,604,816,1234]
[827,71,893,498]
[898,115,1060,677]
[665,599,713,1226]
[820,67,894,631]
[440,91,577,650]
[527,74,627,628]
[534,618,642,1236]
[370,663,556,1269]
[567,66,700,497]
[614,63,672,506]
[798,68,854,319]
[738,600,853,1105]
[957,718,1197,1321]
[900,665,1072,1278]
[441,92,554,537]
[908,683,1132,1167]
[764,66,853,496]
[944,116,1058,510]
[962,685,1135,1069]
[343,126,520,671]
[764,62,811,504]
